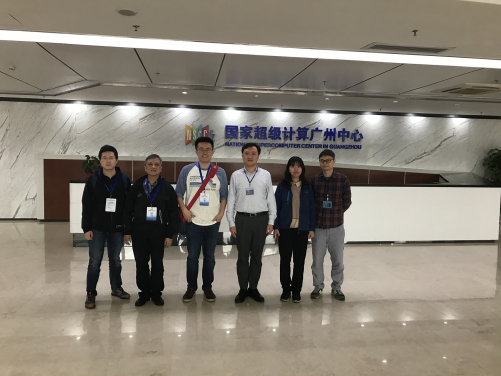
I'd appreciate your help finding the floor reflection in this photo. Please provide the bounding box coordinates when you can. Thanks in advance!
[1,221,500,376]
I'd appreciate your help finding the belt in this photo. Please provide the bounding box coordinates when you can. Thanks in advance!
[237,211,268,217]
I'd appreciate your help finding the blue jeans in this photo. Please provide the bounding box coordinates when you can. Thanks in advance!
[186,222,220,290]
[86,229,124,294]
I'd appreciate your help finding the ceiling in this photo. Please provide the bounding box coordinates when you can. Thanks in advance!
[1,0,501,115]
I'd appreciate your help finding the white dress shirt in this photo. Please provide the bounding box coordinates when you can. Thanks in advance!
[226,166,277,227]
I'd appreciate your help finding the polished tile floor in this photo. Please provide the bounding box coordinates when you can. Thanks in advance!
[1,221,501,375]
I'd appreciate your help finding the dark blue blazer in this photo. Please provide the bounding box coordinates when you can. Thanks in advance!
[273,182,316,232]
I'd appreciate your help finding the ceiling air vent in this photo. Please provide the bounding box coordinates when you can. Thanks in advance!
[362,42,452,54]
[432,83,501,95]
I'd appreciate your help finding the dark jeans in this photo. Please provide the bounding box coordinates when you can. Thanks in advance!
[132,225,166,299]
[86,229,123,295]
[186,222,220,290]
[235,213,269,290]
[278,228,308,293]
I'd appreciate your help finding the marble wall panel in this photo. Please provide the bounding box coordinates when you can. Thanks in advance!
[0,101,499,218]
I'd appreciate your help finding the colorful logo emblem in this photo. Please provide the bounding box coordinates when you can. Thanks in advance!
[185,125,215,145]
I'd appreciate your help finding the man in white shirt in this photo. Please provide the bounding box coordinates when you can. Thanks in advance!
[226,143,277,303]
[176,137,228,303]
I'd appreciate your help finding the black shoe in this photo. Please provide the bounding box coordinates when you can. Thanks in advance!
[234,289,248,303]
[182,287,196,302]
[280,290,290,302]
[85,292,96,309]
[135,296,150,306]
[247,288,265,303]
[292,291,301,303]
[152,297,164,306]
[331,289,345,301]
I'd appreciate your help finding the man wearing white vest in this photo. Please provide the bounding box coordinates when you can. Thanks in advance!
[176,137,228,302]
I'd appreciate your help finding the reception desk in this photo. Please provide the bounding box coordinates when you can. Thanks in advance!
[70,182,500,243]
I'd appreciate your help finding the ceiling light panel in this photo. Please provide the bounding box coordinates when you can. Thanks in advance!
[216,55,315,88]
[283,59,399,91]
[0,40,82,90]
[137,49,223,86]
[2,30,501,69]
[0,71,39,92]
[407,68,501,97]
[40,44,150,83]
[346,64,476,94]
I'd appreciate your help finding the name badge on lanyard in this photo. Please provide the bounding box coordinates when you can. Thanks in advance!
[244,167,258,196]
[198,163,211,206]
[323,182,332,208]
[146,207,157,221]
[105,198,117,212]
[199,192,209,206]
[146,178,162,221]
[99,171,119,212]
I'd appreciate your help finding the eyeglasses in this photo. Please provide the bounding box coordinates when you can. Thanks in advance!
[319,159,334,164]
[197,148,213,153]
[146,163,161,167]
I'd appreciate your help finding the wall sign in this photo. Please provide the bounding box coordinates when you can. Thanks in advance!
[223,125,363,149]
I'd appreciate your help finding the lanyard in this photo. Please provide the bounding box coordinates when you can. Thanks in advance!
[244,167,258,186]
[323,176,331,200]
[146,178,162,207]
[198,162,212,191]
[98,171,119,197]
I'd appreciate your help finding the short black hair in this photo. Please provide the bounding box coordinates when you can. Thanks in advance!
[241,142,261,155]
[319,149,335,160]
[195,137,214,150]
[99,145,118,160]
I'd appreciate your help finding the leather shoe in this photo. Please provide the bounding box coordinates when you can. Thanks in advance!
[152,297,164,306]
[247,288,265,302]
[234,289,248,303]
[135,296,149,307]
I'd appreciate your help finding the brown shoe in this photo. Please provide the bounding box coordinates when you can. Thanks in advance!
[183,287,196,302]
[203,288,216,302]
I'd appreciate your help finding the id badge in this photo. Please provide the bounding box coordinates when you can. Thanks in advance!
[246,189,254,196]
[200,192,210,206]
[146,207,157,221]
[105,198,117,212]
[323,201,332,209]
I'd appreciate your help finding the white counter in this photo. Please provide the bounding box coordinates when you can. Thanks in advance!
[70,183,500,242]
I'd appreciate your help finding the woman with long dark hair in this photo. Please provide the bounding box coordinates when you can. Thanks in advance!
[273,156,315,302]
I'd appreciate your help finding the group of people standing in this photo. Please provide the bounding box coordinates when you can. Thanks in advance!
[82,137,351,309]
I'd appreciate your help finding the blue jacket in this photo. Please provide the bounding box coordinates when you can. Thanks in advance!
[274,182,316,232]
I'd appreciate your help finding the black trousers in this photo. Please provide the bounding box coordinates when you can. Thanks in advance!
[235,213,269,290]
[278,228,308,293]
[132,225,166,299]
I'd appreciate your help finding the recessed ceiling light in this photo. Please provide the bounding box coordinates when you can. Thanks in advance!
[254,94,259,97]
[226,331,230,334]
[393,100,398,103]
[3,30,501,69]
[325,97,330,100]
[455,103,459,105]
[182,91,187,94]
[382,360,387,363]
[116,8,138,16]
